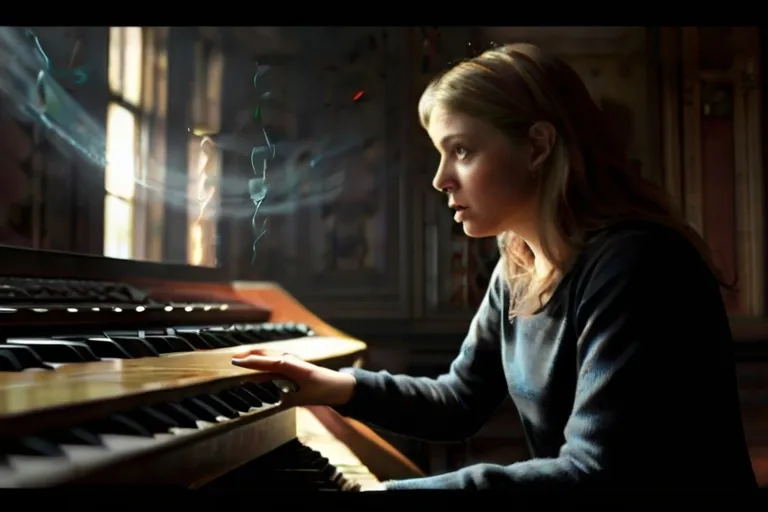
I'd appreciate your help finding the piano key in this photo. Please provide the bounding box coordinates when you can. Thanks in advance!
[7,339,100,363]
[229,387,264,409]
[123,406,179,434]
[140,336,174,354]
[201,331,241,348]
[181,397,224,423]
[152,402,201,429]
[240,382,281,405]
[197,331,234,348]
[224,330,257,345]
[173,331,216,350]
[157,335,196,353]
[44,427,103,447]
[194,394,239,419]
[58,337,134,359]
[257,381,284,402]
[106,336,160,358]
[0,345,53,371]
[88,414,154,438]
[0,394,288,487]
[296,408,381,491]
[0,351,22,371]
[215,389,252,413]
[1,436,66,458]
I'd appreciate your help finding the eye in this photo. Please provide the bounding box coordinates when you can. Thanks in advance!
[453,145,470,159]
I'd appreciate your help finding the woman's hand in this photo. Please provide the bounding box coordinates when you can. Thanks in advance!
[231,348,357,407]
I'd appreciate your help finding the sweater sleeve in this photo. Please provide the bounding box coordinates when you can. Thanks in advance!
[383,232,721,490]
[332,262,509,442]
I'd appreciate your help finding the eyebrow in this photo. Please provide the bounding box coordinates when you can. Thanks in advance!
[437,133,470,147]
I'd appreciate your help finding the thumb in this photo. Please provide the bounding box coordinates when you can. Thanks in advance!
[231,354,288,372]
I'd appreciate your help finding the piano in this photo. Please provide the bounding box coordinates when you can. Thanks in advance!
[0,245,425,490]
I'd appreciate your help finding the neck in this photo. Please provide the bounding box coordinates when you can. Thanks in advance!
[515,224,561,280]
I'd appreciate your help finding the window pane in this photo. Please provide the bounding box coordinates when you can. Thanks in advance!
[108,27,123,95]
[122,27,143,106]
[105,103,137,199]
[103,194,134,259]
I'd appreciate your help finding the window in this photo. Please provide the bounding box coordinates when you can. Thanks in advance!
[104,26,168,261]
[187,40,223,267]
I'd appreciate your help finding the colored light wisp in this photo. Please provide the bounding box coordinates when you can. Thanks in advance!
[249,62,274,265]
[191,134,217,266]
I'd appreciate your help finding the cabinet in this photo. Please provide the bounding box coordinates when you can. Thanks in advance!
[660,27,764,317]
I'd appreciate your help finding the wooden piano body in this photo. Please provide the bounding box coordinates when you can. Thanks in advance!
[0,246,425,489]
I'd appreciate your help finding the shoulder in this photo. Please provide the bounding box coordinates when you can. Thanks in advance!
[568,221,719,312]
[578,220,707,279]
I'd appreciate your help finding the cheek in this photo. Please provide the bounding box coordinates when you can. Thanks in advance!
[474,152,535,203]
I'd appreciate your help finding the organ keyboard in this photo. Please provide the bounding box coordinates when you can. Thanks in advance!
[0,252,425,489]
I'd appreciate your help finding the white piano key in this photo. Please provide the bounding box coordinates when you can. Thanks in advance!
[5,455,73,487]
[100,434,160,452]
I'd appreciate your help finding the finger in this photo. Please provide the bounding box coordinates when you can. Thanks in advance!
[231,354,284,370]
[230,347,282,360]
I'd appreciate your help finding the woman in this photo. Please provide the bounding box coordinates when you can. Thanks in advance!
[232,43,757,490]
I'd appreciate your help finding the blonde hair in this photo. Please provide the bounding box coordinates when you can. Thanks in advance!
[418,43,727,318]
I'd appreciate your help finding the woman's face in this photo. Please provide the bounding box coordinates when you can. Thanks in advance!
[427,105,539,239]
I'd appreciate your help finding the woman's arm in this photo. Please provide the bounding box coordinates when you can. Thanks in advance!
[380,230,751,489]
[332,262,509,442]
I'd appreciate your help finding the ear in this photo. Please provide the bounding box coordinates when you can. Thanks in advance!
[528,121,557,172]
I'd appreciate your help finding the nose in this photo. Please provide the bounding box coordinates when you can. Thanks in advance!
[432,161,457,194]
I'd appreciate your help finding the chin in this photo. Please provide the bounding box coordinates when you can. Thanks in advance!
[460,221,500,239]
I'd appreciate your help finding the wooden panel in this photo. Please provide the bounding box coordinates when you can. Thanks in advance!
[732,27,764,316]
[681,28,704,235]
[700,93,740,313]
[659,27,683,210]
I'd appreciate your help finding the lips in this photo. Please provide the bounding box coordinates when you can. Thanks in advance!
[452,206,468,222]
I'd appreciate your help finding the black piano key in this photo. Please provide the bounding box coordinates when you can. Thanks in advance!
[124,406,179,433]
[45,427,103,446]
[224,331,255,345]
[195,394,238,419]
[214,390,251,413]
[205,331,242,347]
[242,382,281,404]
[229,387,263,408]
[108,336,160,358]
[140,336,174,354]
[89,414,154,437]
[202,440,346,491]
[243,328,271,342]
[180,397,221,423]
[59,337,134,359]
[0,351,21,371]
[271,324,295,339]
[173,332,216,350]
[196,332,233,349]
[193,332,226,349]
[260,381,284,402]
[231,330,265,344]
[0,345,52,371]
[153,402,200,429]
[160,335,196,353]
[7,340,99,363]
[1,436,66,457]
